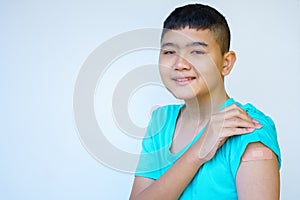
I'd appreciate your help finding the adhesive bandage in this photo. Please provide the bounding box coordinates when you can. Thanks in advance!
[242,147,273,162]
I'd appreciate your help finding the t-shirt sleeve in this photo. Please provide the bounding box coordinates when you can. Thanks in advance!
[134,107,166,180]
[226,103,282,179]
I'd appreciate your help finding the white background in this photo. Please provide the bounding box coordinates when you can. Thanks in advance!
[1,0,299,199]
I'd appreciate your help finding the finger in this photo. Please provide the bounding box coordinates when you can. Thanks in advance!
[221,105,253,122]
[223,127,256,137]
[219,103,243,113]
[223,118,262,129]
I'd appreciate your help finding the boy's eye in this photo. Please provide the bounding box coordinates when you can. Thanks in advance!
[162,50,176,55]
[191,50,205,55]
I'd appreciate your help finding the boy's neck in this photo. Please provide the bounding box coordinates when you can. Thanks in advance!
[182,90,229,122]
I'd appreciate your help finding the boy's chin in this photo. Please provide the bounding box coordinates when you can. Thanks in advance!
[173,92,198,101]
[172,90,211,102]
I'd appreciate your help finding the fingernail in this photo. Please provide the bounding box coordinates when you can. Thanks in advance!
[246,127,255,131]
[256,123,262,128]
[252,119,259,124]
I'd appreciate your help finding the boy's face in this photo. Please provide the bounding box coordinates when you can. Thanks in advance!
[159,27,226,100]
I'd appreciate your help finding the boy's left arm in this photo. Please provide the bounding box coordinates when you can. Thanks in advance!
[236,142,280,200]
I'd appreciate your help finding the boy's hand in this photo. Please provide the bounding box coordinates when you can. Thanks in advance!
[197,104,261,162]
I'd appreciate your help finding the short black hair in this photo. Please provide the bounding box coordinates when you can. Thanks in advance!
[162,4,230,55]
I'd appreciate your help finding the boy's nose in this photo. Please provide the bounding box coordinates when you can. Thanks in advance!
[174,56,191,71]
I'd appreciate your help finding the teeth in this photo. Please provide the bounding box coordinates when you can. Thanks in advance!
[176,78,192,81]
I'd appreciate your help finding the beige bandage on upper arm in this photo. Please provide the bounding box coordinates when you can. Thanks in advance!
[242,147,274,162]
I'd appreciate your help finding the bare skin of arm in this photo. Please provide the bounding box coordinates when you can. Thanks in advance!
[236,142,280,200]
[129,104,262,200]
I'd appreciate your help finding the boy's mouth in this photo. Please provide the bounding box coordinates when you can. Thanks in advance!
[172,76,196,85]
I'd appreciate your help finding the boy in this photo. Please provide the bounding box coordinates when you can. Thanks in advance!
[130,3,281,200]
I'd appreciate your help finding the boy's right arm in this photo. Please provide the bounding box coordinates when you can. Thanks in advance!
[129,104,261,200]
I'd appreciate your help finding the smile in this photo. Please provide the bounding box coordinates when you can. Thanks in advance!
[172,77,196,85]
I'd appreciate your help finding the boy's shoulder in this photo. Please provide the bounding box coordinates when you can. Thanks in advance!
[148,104,182,129]
[223,98,275,128]
[151,103,183,116]
[241,102,275,128]
[223,99,281,170]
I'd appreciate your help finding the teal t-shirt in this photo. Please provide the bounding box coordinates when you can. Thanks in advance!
[135,98,281,199]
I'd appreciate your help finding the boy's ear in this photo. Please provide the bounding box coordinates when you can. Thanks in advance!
[222,51,236,76]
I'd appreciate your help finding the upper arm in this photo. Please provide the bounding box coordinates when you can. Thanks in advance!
[129,176,155,199]
[236,142,280,200]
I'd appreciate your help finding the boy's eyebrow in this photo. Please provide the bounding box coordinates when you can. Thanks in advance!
[186,41,208,47]
[161,41,208,48]
[161,42,179,48]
